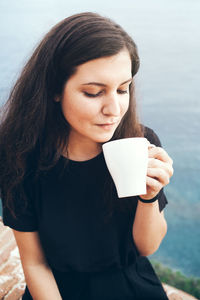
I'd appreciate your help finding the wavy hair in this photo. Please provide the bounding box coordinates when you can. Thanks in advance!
[0,12,144,219]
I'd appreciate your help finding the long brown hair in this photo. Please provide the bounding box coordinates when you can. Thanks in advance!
[0,12,144,219]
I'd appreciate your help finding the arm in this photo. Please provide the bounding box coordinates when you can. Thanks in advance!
[133,144,173,256]
[13,230,62,300]
[133,200,167,256]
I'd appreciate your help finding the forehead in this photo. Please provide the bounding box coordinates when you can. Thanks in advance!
[70,50,132,85]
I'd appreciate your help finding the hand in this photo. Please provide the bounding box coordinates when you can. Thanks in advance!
[139,143,174,201]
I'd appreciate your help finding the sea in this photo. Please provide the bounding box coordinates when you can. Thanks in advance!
[0,0,200,278]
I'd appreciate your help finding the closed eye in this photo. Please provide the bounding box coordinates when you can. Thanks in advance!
[83,90,128,98]
[117,90,128,94]
[83,91,102,98]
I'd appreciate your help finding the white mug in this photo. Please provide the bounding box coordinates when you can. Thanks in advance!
[102,137,148,198]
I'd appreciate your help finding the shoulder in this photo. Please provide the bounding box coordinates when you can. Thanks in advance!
[141,124,162,147]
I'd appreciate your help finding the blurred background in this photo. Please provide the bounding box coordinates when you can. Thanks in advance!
[0,0,199,279]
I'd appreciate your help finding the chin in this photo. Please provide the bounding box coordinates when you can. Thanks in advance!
[93,133,115,144]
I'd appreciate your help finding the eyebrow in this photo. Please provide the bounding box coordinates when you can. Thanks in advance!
[81,78,133,87]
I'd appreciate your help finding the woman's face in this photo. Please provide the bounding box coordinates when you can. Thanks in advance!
[58,49,132,148]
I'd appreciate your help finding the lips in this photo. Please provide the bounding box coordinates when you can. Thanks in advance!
[97,120,119,125]
[98,123,115,125]
[96,123,117,131]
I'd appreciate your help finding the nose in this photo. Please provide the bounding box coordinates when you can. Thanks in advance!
[102,93,121,117]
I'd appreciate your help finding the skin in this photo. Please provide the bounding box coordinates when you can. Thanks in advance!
[56,49,132,161]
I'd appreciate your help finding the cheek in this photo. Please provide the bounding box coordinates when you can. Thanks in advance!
[61,97,98,124]
[120,97,130,116]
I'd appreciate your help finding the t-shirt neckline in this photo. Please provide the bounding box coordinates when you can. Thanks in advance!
[60,151,104,165]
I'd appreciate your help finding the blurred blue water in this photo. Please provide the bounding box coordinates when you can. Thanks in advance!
[0,0,200,278]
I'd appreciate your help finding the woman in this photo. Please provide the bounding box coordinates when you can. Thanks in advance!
[0,12,173,300]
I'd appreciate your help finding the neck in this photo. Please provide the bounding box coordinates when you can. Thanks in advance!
[64,133,102,161]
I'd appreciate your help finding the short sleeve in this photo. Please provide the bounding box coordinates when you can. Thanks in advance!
[143,126,168,212]
[1,177,38,232]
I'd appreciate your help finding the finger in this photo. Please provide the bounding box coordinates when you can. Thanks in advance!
[148,143,156,149]
[165,163,174,177]
[148,159,174,178]
[146,176,163,194]
[148,146,173,164]
[147,168,170,186]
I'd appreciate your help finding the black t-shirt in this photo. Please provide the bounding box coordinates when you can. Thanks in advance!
[2,126,169,300]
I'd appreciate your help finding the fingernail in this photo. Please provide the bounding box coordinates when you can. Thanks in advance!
[148,144,156,148]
